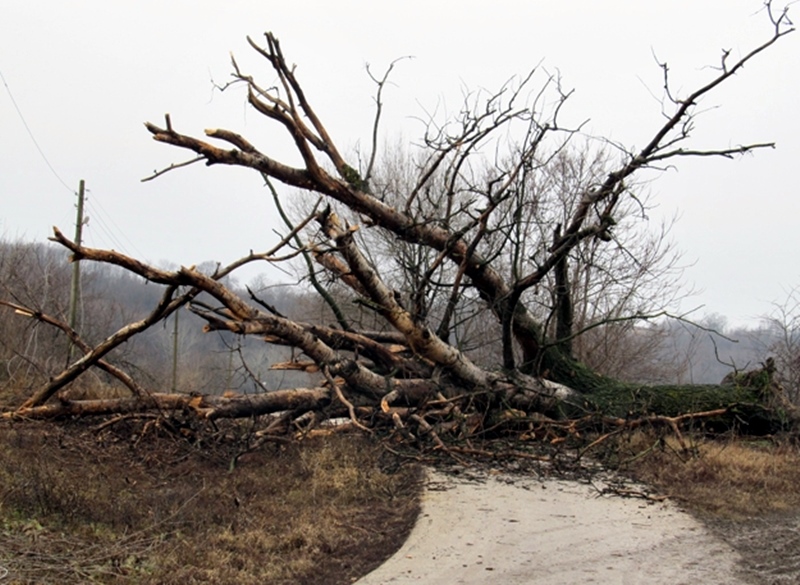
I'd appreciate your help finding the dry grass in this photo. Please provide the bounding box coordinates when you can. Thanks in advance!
[0,419,421,584]
[609,432,800,520]
[3,399,798,584]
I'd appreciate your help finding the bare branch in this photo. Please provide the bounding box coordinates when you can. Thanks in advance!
[0,300,149,398]
[141,155,204,182]
[20,283,185,408]
[365,56,413,183]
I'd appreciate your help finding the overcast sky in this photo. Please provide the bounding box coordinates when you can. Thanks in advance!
[1,1,797,327]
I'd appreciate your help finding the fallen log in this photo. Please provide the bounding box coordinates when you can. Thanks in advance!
[3,388,331,421]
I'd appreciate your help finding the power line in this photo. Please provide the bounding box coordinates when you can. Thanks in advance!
[84,198,128,253]
[0,71,149,253]
[1,70,151,262]
[84,192,148,259]
[0,69,74,193]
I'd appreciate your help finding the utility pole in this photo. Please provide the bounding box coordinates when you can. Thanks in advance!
[226,345,234,392]
[171,309,179,392]
[67,180,85,362]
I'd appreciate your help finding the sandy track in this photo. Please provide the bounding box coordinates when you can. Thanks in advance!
[356,471,749,585]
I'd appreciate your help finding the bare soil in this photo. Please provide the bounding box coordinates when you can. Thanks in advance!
[617,435,800,585]
[703,513,800,585]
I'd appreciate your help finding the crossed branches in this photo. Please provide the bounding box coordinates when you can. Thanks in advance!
[141,14,792,377]
[2,7,793,438]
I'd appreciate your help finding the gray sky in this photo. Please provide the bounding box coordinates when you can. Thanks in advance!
[1,0,797,327]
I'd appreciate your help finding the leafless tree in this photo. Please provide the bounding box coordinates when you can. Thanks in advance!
[0,241,73,387]
[2,5,795,439]
[764,287,800,404]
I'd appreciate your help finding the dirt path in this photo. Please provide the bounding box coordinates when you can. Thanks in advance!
[356,470,750,585]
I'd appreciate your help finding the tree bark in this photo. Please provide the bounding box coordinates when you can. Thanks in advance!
[5,388,332,421]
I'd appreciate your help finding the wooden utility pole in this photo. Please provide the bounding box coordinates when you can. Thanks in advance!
[171,309,179,392]
[226,345,234,392]
[67,180,85,361]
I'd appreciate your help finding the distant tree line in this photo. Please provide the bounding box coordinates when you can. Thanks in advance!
[2,236,797,407]
[0,238,314,402]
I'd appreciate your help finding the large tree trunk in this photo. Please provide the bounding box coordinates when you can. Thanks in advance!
[541,346,795,434]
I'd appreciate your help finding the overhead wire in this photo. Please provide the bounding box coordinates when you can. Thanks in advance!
[2,69,148,261]
[84,192,147,259]
[1,69,74,194]
[84,197,128,253]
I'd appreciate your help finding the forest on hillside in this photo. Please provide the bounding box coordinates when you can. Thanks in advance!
[0,239,315,400]
[2,238,797,406]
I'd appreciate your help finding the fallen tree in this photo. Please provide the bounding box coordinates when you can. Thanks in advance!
[2,5,797,445]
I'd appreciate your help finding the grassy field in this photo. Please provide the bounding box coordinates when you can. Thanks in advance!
[2,414,800,584]
[0,419,421,584]
[610,432,800,519]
